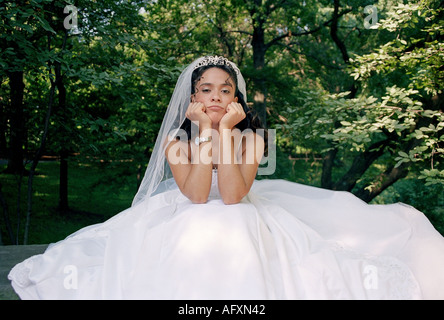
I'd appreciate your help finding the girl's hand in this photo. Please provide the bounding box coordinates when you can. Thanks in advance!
[219,102,246,130]
[185,102,212,130]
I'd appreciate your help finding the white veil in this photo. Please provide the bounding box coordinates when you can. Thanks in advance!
[131,56,247,207]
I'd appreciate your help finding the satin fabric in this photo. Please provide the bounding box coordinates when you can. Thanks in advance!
[8,171,444,299]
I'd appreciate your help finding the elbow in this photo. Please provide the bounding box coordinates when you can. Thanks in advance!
[191,198,208,204]
[182,186,209,204]
[188,194,209,204]
[222,198,241,205]
[221,186,249,205]
[221,193,246,205]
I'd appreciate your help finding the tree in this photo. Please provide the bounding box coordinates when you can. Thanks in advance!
[279,0,443,201]
[0,0,65,243]
[0,0,45,174]
[350,0,443,197]
[0,0,179,244]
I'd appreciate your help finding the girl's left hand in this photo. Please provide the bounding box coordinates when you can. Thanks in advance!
[219,102,246,130]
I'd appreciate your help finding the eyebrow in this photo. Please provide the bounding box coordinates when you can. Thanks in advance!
[199,82,233,87]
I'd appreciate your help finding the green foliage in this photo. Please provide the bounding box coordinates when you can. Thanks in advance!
[1,0,443,241]
[1,0,181,169]
[349,0,443,185]
[0,162,135,244]
[1,0,182,243]
[278,0,443,194]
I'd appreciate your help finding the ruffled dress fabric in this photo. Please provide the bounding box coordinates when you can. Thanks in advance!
[8,170,444,299]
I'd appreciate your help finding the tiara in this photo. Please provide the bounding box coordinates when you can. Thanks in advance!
[194,55,240,74]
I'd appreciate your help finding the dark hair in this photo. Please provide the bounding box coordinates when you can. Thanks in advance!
[180,64,266,143]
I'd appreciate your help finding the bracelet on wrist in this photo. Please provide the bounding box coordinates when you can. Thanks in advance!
[194,136,212,145]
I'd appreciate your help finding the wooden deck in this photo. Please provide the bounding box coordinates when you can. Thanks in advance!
[0,244,48,300]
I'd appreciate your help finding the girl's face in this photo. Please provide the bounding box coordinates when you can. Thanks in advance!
[192,67,238,125]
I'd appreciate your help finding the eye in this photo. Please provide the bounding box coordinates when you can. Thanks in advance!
[201,88,211,93]
[222,89,231,94]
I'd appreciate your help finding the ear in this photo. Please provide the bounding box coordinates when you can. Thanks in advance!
[190,94,195,102]
[234,96,238,102]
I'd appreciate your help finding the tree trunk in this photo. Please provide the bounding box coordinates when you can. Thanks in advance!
[24,79,56,244]
[56,63,69,213]
[321,148,338,189]
[0,83,8,158]
[354,162,409,203]
[333,139,389,191]
[250,1,268,126]
[59,149,69,213]
[321,0,358,191]
[0,182,15,244]
[57,150,69,213]
[6,70,26,174]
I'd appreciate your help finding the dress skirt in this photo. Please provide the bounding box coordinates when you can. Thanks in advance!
[8,172,444,299]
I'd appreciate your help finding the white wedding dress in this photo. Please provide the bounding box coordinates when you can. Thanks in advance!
[8,170,444,299]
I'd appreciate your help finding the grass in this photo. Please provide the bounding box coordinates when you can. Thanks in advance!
[0,160,136,245]
[1,155,443,245]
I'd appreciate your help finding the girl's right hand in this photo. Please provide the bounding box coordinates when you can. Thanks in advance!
[185,102,212,130]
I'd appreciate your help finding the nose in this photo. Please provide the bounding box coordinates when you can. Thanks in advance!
[211,91,221,102]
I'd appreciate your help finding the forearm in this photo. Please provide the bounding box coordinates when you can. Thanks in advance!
[217,127,248,204]
[182,128,213,203]
[182,147,212,203]
[182,161,212,203]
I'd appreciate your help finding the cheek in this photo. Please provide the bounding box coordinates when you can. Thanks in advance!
[226,96,237,104]
[193,93,206,102]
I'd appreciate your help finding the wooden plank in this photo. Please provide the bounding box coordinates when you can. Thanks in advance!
[0,245,48,300]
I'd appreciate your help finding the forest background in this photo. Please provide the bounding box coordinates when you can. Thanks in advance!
[1,0,443,245]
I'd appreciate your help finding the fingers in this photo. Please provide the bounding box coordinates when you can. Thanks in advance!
[186,102,212,128]
[220,102,246,129]
[188,102,205,112]
[186,102,205,119]
[226,102,246,119]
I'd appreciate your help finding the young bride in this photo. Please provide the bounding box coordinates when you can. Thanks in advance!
[8,56,444,300]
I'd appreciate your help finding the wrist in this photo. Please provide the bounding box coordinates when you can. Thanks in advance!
[199,124,212,133]
[219,125,232,133]
[194,136,212,146]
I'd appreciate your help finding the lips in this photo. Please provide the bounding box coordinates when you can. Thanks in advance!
[207,105,224,111]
